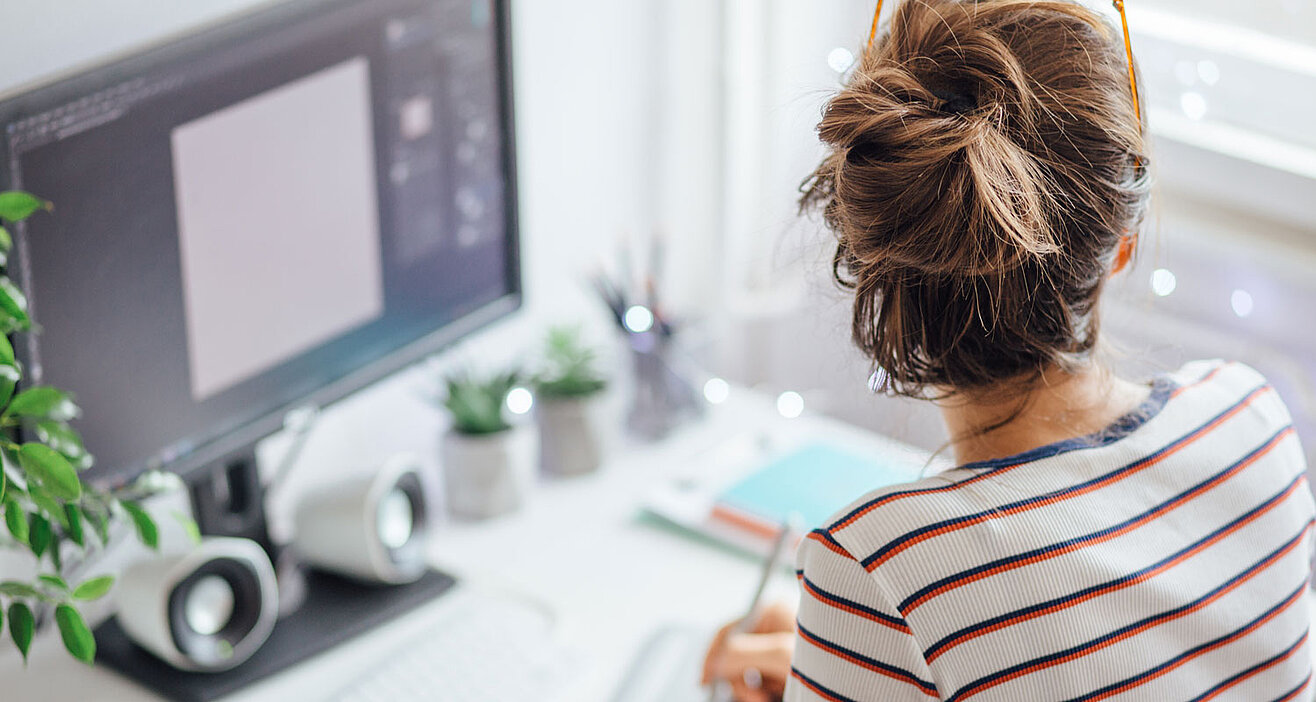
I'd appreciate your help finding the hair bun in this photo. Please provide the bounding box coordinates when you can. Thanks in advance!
[812,0,1081,280]
[930,88,977,115]
[800,0,1150,396]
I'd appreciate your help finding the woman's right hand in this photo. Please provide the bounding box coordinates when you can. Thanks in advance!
[700,600,796,702]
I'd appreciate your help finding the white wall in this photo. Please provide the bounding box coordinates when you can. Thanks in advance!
[0,0,282,97]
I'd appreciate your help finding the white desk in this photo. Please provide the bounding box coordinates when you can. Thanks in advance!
[3,386,920,701]
[11,383,1313,701]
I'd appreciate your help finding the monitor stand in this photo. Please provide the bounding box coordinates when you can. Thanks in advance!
[95,567,457,702]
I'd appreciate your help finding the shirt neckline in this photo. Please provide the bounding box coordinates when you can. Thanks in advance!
[953,374,1178,472]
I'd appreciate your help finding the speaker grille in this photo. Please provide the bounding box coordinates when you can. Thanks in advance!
[168,557,265,666]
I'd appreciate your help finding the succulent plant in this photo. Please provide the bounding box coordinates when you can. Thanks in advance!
[532,326,606,399]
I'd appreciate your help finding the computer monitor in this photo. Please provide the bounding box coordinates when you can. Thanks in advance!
[0,0,520,488]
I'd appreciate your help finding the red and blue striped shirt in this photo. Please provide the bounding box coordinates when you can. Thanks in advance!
[786,360,1314,701]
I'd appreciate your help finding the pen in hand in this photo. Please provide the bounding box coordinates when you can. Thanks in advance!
[707,513,802,702]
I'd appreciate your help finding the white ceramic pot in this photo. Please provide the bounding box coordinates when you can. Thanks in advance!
[537,394,607,476]
[440,424,537,519]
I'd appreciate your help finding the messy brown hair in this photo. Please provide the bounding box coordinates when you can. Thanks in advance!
[801,0,1150,398]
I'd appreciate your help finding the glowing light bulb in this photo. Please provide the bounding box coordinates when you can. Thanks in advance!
[1151,269,1177,297]
[703,377,730,405]
[506,386,534,415]
[827,47,855,74]
[777,391,804,419]
[1230,289,1254,318]
[1180,92,1208,121]
[623,305,655,334]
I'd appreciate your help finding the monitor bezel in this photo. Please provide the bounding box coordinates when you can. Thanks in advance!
[0,0,522,486]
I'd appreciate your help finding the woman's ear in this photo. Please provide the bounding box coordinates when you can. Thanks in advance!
[1111,233,1137,276]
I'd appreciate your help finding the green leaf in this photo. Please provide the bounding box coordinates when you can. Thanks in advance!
[72,575,114,601]
[5,499,28,544]
[28,484,69,529]
[121,501,158,549]
[172,510,201,545]
[0,581,38,598]
[0,224,10,252]
[38,573,68,592]
[0,334,13,366]
[33,420,90,469]
[8,603,33,662]
[534,326,608,398]
[0,363,19,410]
[0,192,49,222]
[1,460,21,493]
[86,506,110,546]
[48,532,62,572]
[7,386,78,421]
[442,369,518,435]
[18,443,81,500]
[64,503,84,546]
[55,604,95,664]
[0,278,29,331]
[27,513,50,558]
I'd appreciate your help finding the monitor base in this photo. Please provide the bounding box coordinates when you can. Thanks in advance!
[95,567,457,702]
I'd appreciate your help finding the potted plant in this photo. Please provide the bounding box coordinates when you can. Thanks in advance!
[439,368,536,519]
[0,191,183,666]
[532,326,610,476]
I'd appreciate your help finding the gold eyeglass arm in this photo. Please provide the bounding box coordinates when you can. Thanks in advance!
[1113,0,1142,134]
[868,0,885,49]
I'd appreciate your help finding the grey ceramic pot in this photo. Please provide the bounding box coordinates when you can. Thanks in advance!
[537,394,606,476]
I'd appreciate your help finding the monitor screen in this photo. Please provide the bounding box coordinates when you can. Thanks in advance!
[0,0,520,483]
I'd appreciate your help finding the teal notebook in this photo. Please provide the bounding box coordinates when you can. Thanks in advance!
[715,443,922,529]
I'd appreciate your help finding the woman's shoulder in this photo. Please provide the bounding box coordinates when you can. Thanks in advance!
[1168,358,1263,392]
[801,358,1297,573]
[1168,358,1295,429]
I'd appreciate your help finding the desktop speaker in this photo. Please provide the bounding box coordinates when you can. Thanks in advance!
[293,454,430,584]
[115,536,279,672]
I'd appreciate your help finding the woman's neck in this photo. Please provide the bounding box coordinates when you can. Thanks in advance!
[938,365,1150,466]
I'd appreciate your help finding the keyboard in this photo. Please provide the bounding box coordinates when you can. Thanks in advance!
[332,592,578,702]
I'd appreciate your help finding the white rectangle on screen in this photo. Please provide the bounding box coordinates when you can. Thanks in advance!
[171,57,384,401]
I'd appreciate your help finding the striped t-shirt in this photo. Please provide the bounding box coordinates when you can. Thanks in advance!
[786,360,1314,701]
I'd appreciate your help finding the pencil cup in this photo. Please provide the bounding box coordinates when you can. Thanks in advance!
[626,332,702,440]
